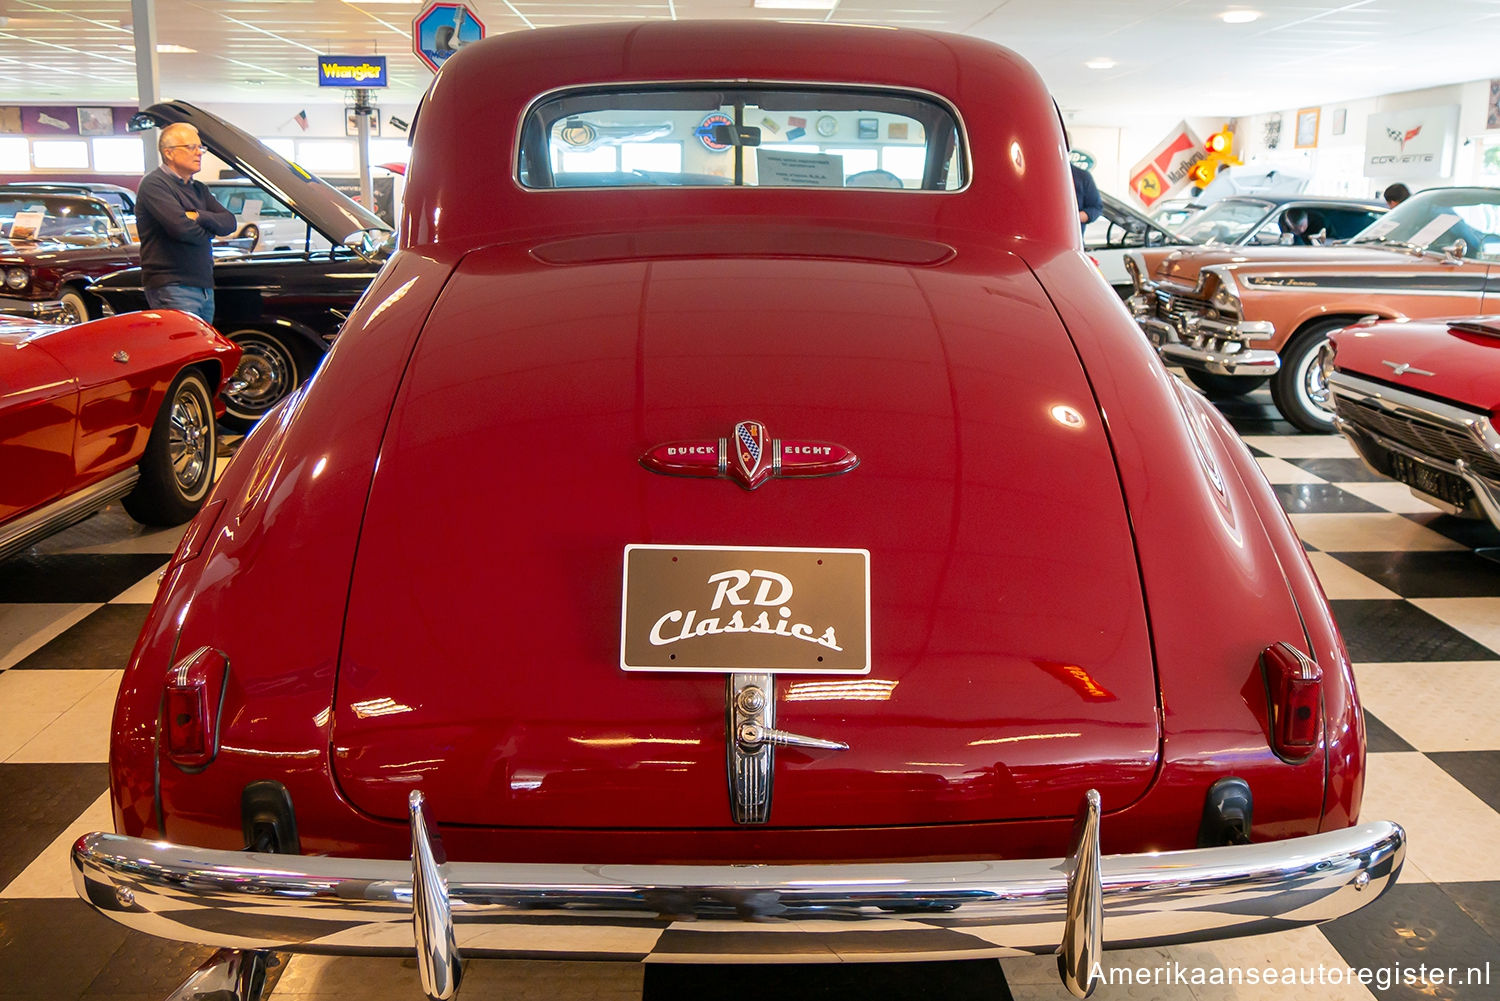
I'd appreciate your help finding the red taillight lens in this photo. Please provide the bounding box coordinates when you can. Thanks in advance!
[164,646,229,769]
[1261,642,1323,761]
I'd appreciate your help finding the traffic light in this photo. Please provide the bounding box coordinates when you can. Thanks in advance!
[1188,126,1241,189]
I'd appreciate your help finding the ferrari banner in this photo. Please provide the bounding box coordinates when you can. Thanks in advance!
[1128,122,1207,209]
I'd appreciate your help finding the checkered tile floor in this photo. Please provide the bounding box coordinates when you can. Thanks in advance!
[4,384,1500,1001]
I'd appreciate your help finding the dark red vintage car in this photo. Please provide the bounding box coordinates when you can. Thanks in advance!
[0,311,240,562]
[1328,315,1500,532]
[72,20,1403,1001]
[0,189,138,323]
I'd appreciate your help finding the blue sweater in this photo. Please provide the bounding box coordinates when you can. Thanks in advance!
[136,167,236,289]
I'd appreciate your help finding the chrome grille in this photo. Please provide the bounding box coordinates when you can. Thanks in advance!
[1333,395,1500,480]
[1153,289,1207,322]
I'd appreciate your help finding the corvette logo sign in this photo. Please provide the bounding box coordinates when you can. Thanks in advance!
[1366,105,1458,178]
[621,545,871,673]
[1385,125,1422,151]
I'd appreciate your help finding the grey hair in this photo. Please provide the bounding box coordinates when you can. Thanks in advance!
[158,122,197,154]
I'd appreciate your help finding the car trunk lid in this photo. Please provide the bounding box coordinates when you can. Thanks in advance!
[332,239,1162,829]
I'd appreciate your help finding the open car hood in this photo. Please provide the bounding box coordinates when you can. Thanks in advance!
[331,239,1164,831]
[132,101,392,247]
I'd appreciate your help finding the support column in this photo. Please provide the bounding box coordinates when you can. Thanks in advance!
[130,0,161,169]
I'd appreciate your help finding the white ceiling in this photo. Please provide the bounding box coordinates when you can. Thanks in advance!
[3,0,1500,126]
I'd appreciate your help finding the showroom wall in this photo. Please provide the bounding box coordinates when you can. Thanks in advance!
[1232,77,1498,199]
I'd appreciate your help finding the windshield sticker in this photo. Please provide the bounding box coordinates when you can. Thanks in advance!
[1360,216,1398,239]
[1409,213,1462,248]
[755,149,844,187]
[8,210,42,241]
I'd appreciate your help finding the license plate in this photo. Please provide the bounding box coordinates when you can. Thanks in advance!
[621,545,870,674]
[1388,453,1468,506]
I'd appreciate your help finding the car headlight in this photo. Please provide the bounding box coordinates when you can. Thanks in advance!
[3,266,27,290]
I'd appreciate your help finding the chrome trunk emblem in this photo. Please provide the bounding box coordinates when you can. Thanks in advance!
[641,421,858,491]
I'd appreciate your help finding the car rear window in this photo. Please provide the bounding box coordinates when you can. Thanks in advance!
[519,86,966,191]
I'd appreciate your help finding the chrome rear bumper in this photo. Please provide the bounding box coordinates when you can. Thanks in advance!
[73,791,1404,1001]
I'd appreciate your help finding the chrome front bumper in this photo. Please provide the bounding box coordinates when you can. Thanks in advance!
[0,293,67,322]
[1331,372,1500,532]
[1128,290,1280,376]
[73,791,1404,1001]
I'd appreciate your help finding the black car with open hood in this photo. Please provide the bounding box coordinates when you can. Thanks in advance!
[90,101,395,430]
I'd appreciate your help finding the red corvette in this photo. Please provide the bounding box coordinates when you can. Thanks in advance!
[0,310,239,562]
[72,21,1403,1001]
[1328,315,1500,531]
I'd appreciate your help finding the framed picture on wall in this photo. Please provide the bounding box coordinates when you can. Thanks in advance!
[1331,108,1347,136]
[78,107,114,136]
[1295,107,1320,148]
[345,108,381,138]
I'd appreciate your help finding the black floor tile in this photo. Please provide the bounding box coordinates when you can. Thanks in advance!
[1272,483,1384,514]
[0,899,132,999]
[1226,417,1294,436]
[1284,456,1389,482]
[645,959,1012,1001]
[0,553,167,604]
[1403,512,1500,551]
[1330,600,1499,663]
[1365,712,1415,753]
[14,604,150,670]
[82,931,228,999]
[0,763,109,888]
[1328,551,1500,599]
[1442,882,1500,942]
[1428,751,1500,812]
[1321,883,1500,1000]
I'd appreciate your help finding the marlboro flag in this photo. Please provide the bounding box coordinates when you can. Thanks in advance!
[1129,122,1207,208]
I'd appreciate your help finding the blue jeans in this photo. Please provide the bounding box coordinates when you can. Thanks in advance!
[146,284,215,324]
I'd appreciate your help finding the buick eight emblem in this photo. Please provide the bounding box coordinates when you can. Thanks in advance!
[641,420,859,490]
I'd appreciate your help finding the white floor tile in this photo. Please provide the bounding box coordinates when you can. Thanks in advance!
[1170,927,1379,1000]
[1331,481,1445,515]
[1354,752,1500,883]
[1307,553,1400,600]
[1288,513,1467,552]
[1356,661,1500,752]
[1255,456,1328,484]
[7,670,121,763]
[1242,436,1358,460]
[0,668,117,761]
[1411,597,1500,656]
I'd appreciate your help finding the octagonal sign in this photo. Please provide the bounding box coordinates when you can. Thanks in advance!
[412,2,485,74]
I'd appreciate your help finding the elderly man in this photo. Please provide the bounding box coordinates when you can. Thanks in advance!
[135,122,236,323]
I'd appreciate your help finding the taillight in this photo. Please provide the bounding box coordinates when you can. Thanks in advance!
[1261,642,1322,761]
[164,646,229,770]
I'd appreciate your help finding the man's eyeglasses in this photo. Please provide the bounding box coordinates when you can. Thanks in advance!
[164,143,207,152]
